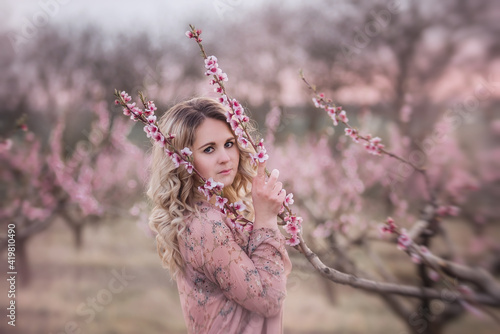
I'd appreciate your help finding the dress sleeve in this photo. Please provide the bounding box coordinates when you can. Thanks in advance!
[184,208,292,318]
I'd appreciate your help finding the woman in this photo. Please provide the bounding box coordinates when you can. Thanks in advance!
[147,97,292,334]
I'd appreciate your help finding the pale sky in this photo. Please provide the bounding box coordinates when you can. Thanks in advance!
[1,0,273,39]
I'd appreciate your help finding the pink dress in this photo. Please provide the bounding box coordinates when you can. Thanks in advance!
[176,201,292,334]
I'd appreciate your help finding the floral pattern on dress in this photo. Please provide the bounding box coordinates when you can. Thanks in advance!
[176,201,292,334]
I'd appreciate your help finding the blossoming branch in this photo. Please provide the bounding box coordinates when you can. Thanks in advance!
[299,71,436,203]
[186,25,302,246]
[113,90,250,227]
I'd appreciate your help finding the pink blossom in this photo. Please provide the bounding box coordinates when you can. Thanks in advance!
[120,91,132,103]
[345,128,360,143]
[338,110,348,123]
[231,99,240,108]
[244,223,253,232]
[285,193,294,205]
[285,220,300,234]
[326,106,335,118]
[364,136,384,156]
[230,117,239,132]
[183,161,194,174]
[205,55,218,68]
[218,73,228,82]
[250,150,269,164]
[185,31,194,38]
[238,136,249,148]
[171,153,183,168]
[224,108,233,122]
[251,141,267,161]
[312,97,324,108]
[181,147,193,157]
[215,195,228,209]
[380,216,396,234]
[152,132,165,146]
[330,114,339,126]
[145,101,157,115]
[212,182,224,192]
[397,228,412,250]
[204,177,216,190]
[233,200,246,212]
[147,115,157,124]
[286,235,300,247]
[234,126,244,137]
[197,186,211,200]
[219,95,228,106]
[164,148,174,157]
[233,105,245,119]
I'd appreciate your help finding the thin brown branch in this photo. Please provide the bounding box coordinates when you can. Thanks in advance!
[296,233,500,306]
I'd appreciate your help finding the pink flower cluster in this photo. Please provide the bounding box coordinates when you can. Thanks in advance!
[364,135,385,156]
[312,93,385,156]
[197,177,224,201]
[205,55,228,82]
[250,139,269,164]
[115,90,194,175]
[200,51,268,165]
[312,94,348,126]
[380,218,413,252]
[344,128,360,143]
[185,28,202,43]
[283,213,302,246]
[185,25,302,245]
[115,91,156,122]
[380,216,396,234]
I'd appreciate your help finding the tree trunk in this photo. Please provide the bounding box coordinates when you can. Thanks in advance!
[16,237,31,287]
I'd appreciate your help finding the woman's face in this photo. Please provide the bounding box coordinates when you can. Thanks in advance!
[192,118,240,186]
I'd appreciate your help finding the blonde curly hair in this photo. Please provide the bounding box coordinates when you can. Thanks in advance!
[147,97,257,279]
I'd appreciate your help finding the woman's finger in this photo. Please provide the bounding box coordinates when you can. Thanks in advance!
[277,188,286,202]
[267,169,279,186]
[256,160,267,179]
[272,181,283,196]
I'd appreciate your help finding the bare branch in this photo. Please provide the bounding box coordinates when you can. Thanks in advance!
[296,233,500,306]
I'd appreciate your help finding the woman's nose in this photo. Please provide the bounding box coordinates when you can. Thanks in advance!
[218,149,231,163]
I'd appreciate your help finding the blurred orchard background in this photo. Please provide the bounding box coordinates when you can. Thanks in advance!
[1,0,500,333]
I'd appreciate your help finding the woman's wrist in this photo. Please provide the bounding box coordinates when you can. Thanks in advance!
[253,215,279,231]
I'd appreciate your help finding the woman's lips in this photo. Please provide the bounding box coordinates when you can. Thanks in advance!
[218,169,232,175]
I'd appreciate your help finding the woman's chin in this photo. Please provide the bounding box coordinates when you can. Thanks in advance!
[215,174,235,187]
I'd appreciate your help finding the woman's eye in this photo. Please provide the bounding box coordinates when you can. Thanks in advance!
[203,146,214,153]
[225,141,234,148]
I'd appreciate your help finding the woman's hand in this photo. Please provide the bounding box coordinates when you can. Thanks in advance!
[252,160,286,230]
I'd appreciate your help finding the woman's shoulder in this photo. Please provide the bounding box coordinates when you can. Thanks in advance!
[184,201,250,251]
[185,201,228,230]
